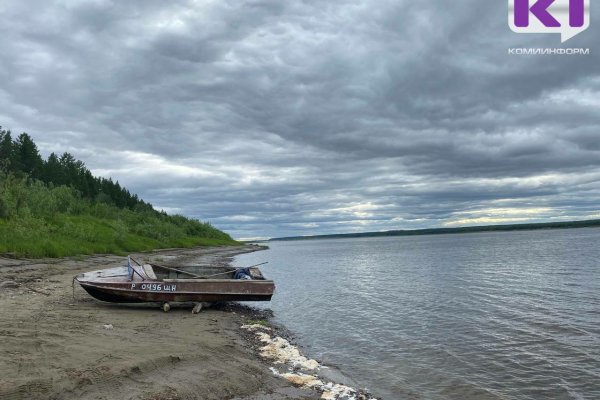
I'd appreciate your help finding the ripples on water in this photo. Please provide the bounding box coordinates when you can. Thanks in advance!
[233,228,600,399]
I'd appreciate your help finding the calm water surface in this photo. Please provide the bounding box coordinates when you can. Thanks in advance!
[233,228,600,399]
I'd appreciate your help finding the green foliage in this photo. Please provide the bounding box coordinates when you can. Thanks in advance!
[14,133,44,179]
[0,126,238,258]
[0,129,14,172]
[0,173,237,257]
[0,127,152,210]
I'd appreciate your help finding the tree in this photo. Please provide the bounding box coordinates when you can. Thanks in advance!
[14,133,43,179]
[1,125,149,211]
[0,129,14,172]
[42,152,64,185]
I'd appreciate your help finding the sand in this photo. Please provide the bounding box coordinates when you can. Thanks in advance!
[0,246,320,400]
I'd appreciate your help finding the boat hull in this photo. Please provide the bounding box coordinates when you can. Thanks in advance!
[78,281,274,303]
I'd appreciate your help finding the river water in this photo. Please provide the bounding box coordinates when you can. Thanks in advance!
[233,228,600,399]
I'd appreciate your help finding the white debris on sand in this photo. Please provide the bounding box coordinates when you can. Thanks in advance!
[256,332,320,371]
[268,368,375,400]
[241,324,272,331]
[103,324,114,330]
[321,382,364,400]
[243,325,378,400]
[269,368,324,388]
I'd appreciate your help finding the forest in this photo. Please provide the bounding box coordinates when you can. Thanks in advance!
[271,219,600,241]
[0,126,237,257]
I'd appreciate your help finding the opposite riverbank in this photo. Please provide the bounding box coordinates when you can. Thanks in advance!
[269,219,600,242]
[0,245,321,400]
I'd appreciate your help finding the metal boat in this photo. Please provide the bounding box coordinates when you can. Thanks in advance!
[75,257,275,305]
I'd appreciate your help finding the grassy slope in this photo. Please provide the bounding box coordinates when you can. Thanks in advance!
[0,178,238,258]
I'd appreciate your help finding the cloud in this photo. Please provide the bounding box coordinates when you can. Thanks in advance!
[0,0,598,238]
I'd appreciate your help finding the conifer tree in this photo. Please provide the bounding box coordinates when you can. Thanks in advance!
[0,129,14,172]
[1,125,151,211]
[14,133,43,178]
[43,153,63,185]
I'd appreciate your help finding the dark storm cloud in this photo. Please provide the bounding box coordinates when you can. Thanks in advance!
[0,0,599,238]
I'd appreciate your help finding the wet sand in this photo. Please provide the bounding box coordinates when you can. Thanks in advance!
[0,246,319,400]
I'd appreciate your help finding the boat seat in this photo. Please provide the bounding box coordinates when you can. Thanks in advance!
[142,264,158,280]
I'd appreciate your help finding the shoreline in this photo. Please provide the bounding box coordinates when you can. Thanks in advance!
[0,245,321,400]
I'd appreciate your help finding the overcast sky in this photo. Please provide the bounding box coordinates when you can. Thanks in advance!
[0,0,598,239]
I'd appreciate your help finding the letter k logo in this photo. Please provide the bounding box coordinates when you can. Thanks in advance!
[515,0,560,27]
[509,0,590,42]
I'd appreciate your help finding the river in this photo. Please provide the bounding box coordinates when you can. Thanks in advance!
[234,228,600,399]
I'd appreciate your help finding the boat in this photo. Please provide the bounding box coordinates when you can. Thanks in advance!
[74,257,275,307]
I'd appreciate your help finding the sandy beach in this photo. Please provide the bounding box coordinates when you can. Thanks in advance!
[0,245,320,400]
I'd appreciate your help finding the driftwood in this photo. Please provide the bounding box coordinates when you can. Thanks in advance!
[192,302,203,314]
[0,281,19,290]
[192,302,212,314]
[0,281,50,296]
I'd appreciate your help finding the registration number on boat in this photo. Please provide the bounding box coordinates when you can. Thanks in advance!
[131,283,177,292]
